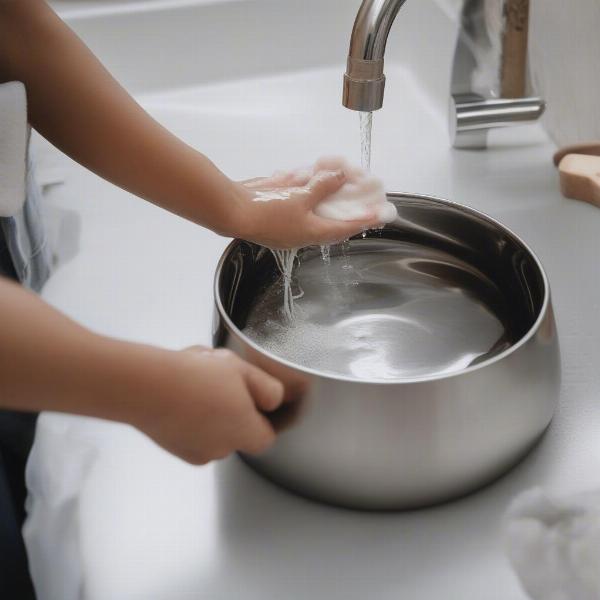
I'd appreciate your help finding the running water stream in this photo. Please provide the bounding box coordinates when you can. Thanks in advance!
[270,248,300,321]
[319,111,373,261]
[359,111,373,172]
[270,111,375,321]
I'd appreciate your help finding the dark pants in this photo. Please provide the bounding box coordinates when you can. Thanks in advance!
[1,230,37,598]
[0,411,38,599]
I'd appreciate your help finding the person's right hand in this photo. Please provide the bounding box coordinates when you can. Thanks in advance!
[132,346,284,465]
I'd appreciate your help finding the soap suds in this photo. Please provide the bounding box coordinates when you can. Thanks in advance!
[311,156,397,223]
[263,157,397,320]
[247,241,507,381]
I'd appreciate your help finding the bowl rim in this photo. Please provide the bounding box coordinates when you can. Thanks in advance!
[213,191,552,385]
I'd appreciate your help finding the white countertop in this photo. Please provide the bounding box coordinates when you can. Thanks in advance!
[28,1,600,598]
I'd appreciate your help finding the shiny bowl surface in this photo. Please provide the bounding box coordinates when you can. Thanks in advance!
[213,193,560,510]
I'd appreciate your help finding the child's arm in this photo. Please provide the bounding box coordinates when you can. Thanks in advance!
[0,276,283,463]
[0,0,377,249]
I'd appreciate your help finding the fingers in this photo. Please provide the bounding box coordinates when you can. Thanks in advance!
[184,345,211,355]
[234,358,282,454]
[210,349,284,413]
[240,175,288,190]
[239,412,278,455]
[310,212,383,244]
[242,361,285,412]
[239,176,269,188]
[241,170,312,190]
[304,170,346,208]
[287,170,313,188]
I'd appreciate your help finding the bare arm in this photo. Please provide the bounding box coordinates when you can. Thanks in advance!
[0,0,375,248]
[0,0,244,235]
[0,1,370,459]
[0,276,283,464]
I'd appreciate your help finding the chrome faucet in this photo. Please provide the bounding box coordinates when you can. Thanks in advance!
[342,0,546,149]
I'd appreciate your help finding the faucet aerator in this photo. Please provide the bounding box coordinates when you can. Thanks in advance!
[342,74,385,112]
[342,56,386,112]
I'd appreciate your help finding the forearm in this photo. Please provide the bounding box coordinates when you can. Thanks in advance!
[0,276,170,424]
[0,277,283,464]
[0,0,245,236]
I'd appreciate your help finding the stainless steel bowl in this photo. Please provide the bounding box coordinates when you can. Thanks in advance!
[213,193,560,510]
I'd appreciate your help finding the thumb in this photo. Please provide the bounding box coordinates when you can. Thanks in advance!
[239,413,277,455]
[243,362,285,413]
[315,213,382,243]
[304,169,346,208]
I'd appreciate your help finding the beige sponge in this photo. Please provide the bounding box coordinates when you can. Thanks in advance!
[557,153,600,207]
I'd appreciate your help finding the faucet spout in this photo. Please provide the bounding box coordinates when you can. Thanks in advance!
[342,0,408,112]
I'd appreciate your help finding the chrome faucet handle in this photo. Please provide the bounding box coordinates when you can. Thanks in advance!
[450,94,546,150]
[450,0,545,149]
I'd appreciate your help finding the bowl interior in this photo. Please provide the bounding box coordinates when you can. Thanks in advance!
[215,194,547,381]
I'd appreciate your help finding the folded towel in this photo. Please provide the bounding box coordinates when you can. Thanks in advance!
[0,82,27,217]
[505,487,600,600]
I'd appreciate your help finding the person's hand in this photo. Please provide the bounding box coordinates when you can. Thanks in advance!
[234,169,382,249]
[0,277,284,468]
[132,346,284,465]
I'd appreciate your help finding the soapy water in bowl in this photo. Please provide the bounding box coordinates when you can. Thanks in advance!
[245,240,512,381]
[265,151,394,319]
[248,137,511,380]
[266,115,376,317]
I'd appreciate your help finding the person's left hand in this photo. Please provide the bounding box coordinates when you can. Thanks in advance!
[233,169,382,249]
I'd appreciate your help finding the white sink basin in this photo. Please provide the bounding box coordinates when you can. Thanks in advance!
[27,1,600,599]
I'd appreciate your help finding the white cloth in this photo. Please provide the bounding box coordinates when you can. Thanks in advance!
[23,416,100,600]
[0,81,28,217]
[505,487,600,600]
